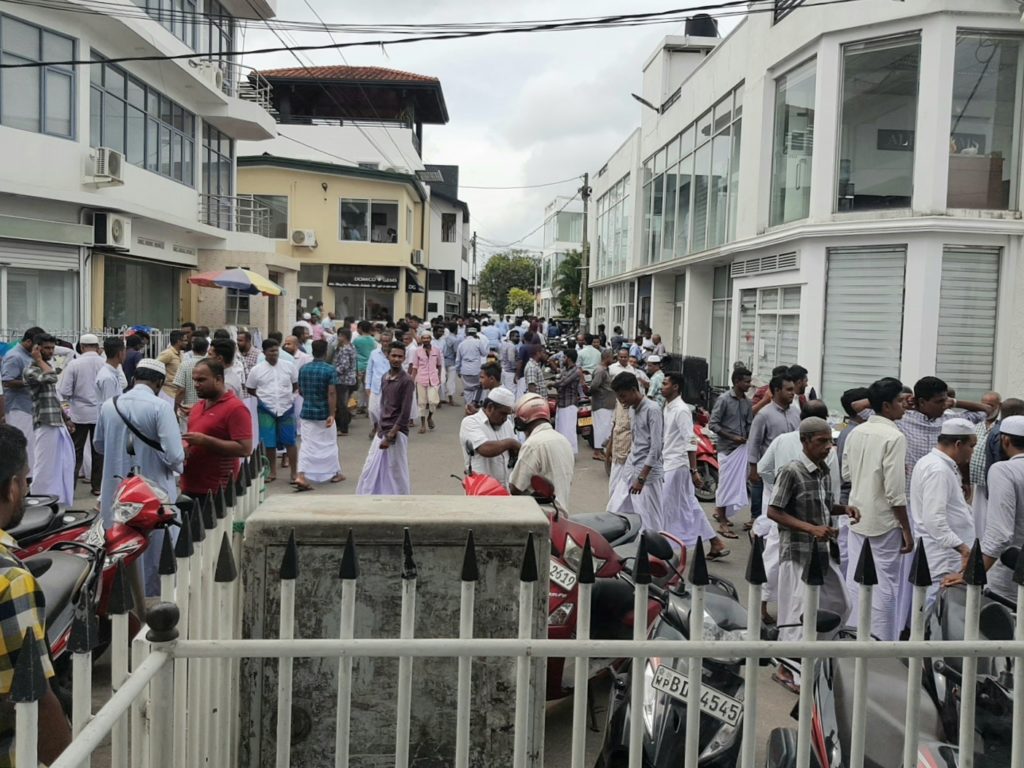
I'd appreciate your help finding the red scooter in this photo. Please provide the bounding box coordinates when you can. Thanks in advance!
[693,405,719,503]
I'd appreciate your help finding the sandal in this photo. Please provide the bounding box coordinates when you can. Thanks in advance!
[706,549,730,561]
[293,484,314,493]
[717,527,738,539]
[330,475,346,483]
[743,521,754,531]
[771,671,800,695]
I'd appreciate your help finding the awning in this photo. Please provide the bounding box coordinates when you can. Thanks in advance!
[406,273,423,293]
[327,264,400,290]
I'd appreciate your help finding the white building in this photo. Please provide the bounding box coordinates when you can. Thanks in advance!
[0,0,278,334]
[537,195,584,318]
[590,1,1024,406]
[424,165,471,317]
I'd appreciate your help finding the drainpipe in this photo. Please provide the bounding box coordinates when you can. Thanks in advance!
[78,207,93,329]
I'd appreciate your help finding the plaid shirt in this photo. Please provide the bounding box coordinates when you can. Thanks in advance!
[173,356,200,407]
[298,360,338,421]
[0,530,54,767]
[240,346,260,379]
[333,345,357,387]
[524,359,546,392]
[899,410,987,486]
[970,420,995,488]
[23,363,64,427]
[770,453,834,567]
[555,366,581,408]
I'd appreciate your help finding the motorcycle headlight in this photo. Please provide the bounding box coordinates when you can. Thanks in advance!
[548,602,575,627]
[562,535,606,575]
[702,612,746,664]
[113,501,145,524]
[642,659,659,734]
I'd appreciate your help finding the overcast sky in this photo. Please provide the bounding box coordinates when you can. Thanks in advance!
[242,2,733,261]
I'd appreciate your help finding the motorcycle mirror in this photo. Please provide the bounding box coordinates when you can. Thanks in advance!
[999,547,1020,570]
[645,533,674,563]
[979,602,1015,641]
[464,440,475,458]
[815,611,843,634]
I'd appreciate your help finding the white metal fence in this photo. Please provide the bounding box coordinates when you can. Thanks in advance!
[12,478,1024,768]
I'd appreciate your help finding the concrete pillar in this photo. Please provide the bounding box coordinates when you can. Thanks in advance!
[650,272,675,344]
[683,265,713,358]
[899,234,942,387]
[238,495,550,768]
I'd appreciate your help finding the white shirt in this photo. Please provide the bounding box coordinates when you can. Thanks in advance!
[245,359,297,416]
[842,415,908,537]
[57,350,106,423]
[508,422,575,510]
[663,397,697,472]
[758,431,841,504]
[608,362,636,379]
[224,365,244,398]
[911,448,974,578]
[459,410,517,488]
[293,350,313,371]
[95,363,127,405]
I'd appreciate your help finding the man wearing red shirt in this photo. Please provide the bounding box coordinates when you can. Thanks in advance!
[181,359,253,496]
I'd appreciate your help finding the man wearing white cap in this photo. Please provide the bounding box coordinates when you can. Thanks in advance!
[910,418,977,607]
[58,334,107,496]
[977,414,1024,601]
[412,329,443,434]
[645,355,665,407]
[456,326,488,407]
[459,387,519,488]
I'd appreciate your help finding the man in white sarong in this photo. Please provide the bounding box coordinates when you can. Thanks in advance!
[606,401,633,514]
[1,327,44,478]
[709,367,754,537]
[294,340,343,490]
[356,343,414,495]
[403,331,420,426]
[553,349,581,455]
[23,334,75,506]
[612,372,664,532]
[590,350,615,462]
[365,330,394,438]
[661,372,729,559]
[843,377,914,642]
[499,330,520,392]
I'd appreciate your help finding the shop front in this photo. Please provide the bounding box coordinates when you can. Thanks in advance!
[102,254,183,329]
[0,240,80,335]
[327,264,401,322]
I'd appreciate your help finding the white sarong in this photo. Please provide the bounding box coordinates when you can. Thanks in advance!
[845,527,905,642]
[555,405,579,455]
[593,408,613,451]
[356,432,411,495]
[7,410,36,476]
[446,366,459,399]
[662,466,715,550]
[368,391,381,427]
[501,371,515,391]
[715,444,749,518]
[32,424,75,506]
[973,488,988,545]
[298,419,341,483]
[607,462,633,514]
[778,557,850,642]
[753,515,781,603]
[515,378,527,400]
[628,471,664,533]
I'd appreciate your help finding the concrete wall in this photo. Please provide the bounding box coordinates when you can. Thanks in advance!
[239,124,424,173]
[239,495,550,768]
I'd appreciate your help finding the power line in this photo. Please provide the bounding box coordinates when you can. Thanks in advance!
[460,175,582,191]
[0,0,867,69]
[477,192,580,250]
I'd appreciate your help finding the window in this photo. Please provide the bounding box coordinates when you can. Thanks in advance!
[936,248,999,400]
[441,212,457,243]
[948,33,1023,210]
[91,54,195,185]
[770,59,816,226]
[735,286,801,377]
[200,0,233,62]
[837,35,921,211]
[248,195,288,239]
[340,199,399,243]
[359,161,380,170]
[131,0,197,49]
[225,266,250,324]
[673,274,686,353]
[103,256,180,328]
[0,15,75,138]
[2,266,78,332]
[556,211,583,243]
[610,281,631,330]
[821,247,906,407]
[709,266,734,386]
[202,124,233,226]
[595,175,632,280]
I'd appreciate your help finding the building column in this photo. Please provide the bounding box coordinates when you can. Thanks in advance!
[683,265,713,359]
[899,235,942,387]
[650,272,674,343]
[90,251,105,329]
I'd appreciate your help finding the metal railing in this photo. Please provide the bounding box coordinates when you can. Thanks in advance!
[199,194,272,237]
[0,328,171,357]
[12,492,1024,767]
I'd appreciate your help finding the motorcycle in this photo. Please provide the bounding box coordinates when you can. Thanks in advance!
[9,494,100,558]
[692,406,719,504]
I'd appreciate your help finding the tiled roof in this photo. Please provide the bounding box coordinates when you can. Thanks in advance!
[256,65,439,84]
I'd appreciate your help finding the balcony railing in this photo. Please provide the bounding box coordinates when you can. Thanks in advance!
[193,59,276,115]
[199,194,271,237]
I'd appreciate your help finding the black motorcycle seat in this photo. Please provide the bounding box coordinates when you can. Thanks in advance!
[7,505,57,543]
[23,551,92,631]
[574,512,632,545]
[589,579,637,640]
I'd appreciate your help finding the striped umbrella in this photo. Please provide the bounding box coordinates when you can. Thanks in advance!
[187,268,283,296]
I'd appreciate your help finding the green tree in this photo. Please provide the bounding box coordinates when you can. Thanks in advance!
[478,250,536,316]
[506,287,535,316]
[552,250,590,318]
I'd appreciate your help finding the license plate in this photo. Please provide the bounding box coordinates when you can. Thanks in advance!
[577,417,593,427]
[549,559,577,592]
[651,665,743,727]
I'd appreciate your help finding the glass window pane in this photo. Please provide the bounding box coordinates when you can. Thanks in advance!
[2,61,41,133]
[171,131,182,181]
[760,287,780,310]
[101,91,124,152]
[697,110,713,146]
[160,95,172,125]
[90,87,101,147]
[370,200,399,242]
[172,103,184,131]
[649,173,663,263]
[183,138,193,185]
[679,125,695,157]
[783,286,802,309]
[252,195,288,238]
[713,94,732,133]
[340,199,369,241]
[728,119,742,243]
[127,78,146,109]
[90,60,103,87]
[837,35,920,211]
[2,19,39,60]
[44,69,72,136]
[42,32,72,67]
[145,117,159,170]
[692,141,712,252]
[675,153,693,257]
[104,64,125,98]
[159,124,171,176]
[770,59,816,226]
[948,34,1022,210]
[123,106,144,165]
[147,89,159,116]
[662,165,677,261]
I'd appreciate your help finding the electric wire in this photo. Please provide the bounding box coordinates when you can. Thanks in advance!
[477,192,580,250]
[460,175,582,190]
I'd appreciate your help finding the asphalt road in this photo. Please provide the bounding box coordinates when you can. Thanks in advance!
[77,395,796,766]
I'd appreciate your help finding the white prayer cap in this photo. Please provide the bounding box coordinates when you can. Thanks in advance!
[79,333,100,346]
[486,387,516,409]
[1001,415,1024,437]
[940,417,976,437]
[302,312,311,320]
[135,358,167,376]
[647,355,662,364]
[466,326,479,335]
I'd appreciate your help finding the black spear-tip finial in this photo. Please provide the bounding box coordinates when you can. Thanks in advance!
[909,538,932,587]
[11,630,48,703]
[964,539,987,586]
[109,559,134,615]
[402,528,418,581]
[633,532,652,585]
[202,491,217,529]
[175,494,194,523]
[224,476,236,509]
[215,532,238,583]
[461,530,479,582]
[280,530,298,580]
[802,543,826,587]
[158,529,176,576]
[853,537,878,586]
[175,508,194,559]
[577,535,595,585]
[745,534,767,586]
[214,485,228,520]
[339,529,359,580]
[688,536,710,587]
[190,497,206,544]
[145,602,180,644]
[519,531,538,583]
[235,467,246,498]
[69,588,98,654]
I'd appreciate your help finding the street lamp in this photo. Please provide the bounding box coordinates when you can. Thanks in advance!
[631,93,662,114]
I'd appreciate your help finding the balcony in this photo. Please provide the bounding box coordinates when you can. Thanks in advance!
[193,60,278,141]
[199,194,271,237]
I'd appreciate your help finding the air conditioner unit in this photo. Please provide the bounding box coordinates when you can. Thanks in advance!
[92,147,125,186]
[411,249,424,266]
[291,229,317,247]
[93,212,132,251]
[195,60,225,91]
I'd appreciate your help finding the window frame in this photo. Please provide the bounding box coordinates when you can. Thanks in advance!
[769,58,817,227]
[339,197,401,244]
[0,14,76,139]
[441,212,458,243]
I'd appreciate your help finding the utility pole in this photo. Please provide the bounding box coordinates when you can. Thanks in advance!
[578,172,592,333]
[471,230,478,313]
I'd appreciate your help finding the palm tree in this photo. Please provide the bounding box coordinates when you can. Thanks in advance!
[552,250,582,317]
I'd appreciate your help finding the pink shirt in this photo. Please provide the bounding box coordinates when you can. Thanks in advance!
[413,346,442,387]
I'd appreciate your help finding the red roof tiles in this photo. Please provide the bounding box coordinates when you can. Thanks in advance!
[256,65,439,84]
